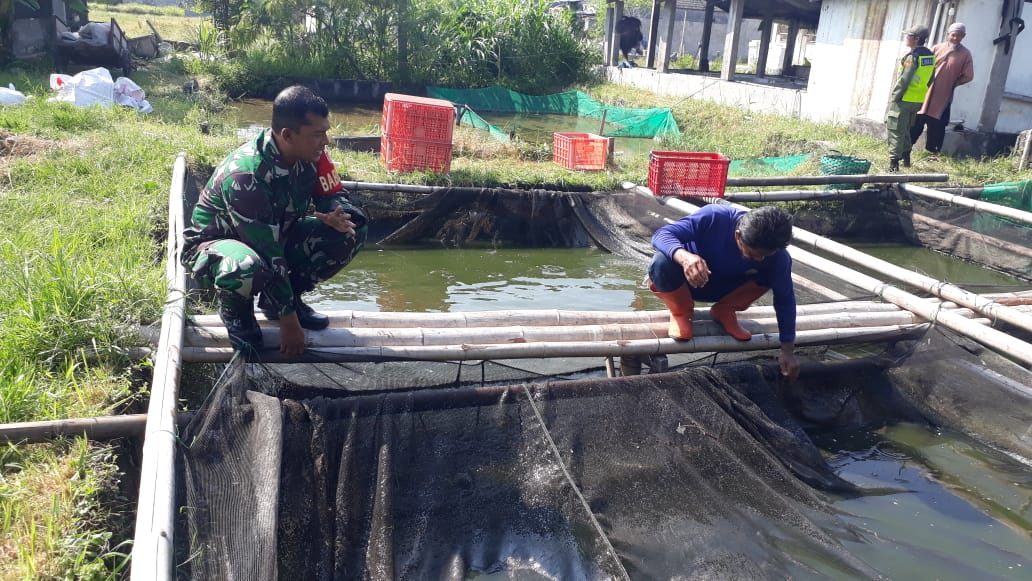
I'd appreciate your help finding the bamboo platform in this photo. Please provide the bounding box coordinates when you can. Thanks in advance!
[168,296,1032,365]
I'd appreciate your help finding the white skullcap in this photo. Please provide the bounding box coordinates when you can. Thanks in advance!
[948,22,967,34]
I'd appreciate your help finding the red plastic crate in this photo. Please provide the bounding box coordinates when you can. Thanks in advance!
[553,132,609,171]
[381,135,452,173]
[648,151,730,197]
[381,93,456,143]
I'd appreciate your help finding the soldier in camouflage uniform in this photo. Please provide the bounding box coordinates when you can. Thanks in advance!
[182,85,367,355]
[887,25,935,172]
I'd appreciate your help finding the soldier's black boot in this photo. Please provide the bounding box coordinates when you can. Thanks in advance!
[259,293,330,330]
[901,152,911,168]
[888,157,900,172]
[218,292,263,352]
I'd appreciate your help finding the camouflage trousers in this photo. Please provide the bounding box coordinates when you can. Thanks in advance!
[186,216,367,308]
[886,101,921,159]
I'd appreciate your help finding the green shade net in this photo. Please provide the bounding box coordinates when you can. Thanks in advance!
[974,180,1032,232]
[981,180,1032,212]
[729,154,811,176]
[428,86,679,142]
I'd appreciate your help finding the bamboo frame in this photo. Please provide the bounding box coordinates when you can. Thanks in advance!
[180,324,930,364]
[131,153,187,581]
[902,183,1032,226]
[661,197,1032,367]
[180,304,1026,351]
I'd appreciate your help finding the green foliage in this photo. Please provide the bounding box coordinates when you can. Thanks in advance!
[184,0,598,95]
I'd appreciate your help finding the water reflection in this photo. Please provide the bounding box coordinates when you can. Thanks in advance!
[313,247,657,313]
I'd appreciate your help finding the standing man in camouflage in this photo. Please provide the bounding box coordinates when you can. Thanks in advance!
[887,24,935,172]
[182,85,367,355]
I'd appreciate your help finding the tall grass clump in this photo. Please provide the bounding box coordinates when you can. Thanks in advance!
[0,70,239,577]
[0,96,232,423]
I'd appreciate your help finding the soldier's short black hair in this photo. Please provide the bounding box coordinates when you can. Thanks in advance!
[737,206,793,250]
[271,85,329,132]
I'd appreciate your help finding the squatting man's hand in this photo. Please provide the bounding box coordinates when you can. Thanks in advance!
[315,206,357,235]
[674,249,710,288]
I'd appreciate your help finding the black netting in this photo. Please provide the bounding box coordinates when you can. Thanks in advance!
[896,193,1032,282]
[177,358,904,580]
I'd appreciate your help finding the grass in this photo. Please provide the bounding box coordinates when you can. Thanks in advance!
[88,3,203,44]
[0,60,235,579]
[0,49,1028,577]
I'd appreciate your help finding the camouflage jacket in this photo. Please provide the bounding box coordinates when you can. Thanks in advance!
[182,129,362,306]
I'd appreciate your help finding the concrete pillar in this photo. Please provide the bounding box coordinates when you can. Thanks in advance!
[699,0,715,72]
[721,0,745,81]
[605,5,615,66]
[977,1,1023,132]
[656,0,677,73]
[646,0,661,69]
[608,1,625,67]
[756,17,772,78]
[781,19,799,75]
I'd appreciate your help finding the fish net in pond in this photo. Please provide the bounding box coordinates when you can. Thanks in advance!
[177,357,894,580]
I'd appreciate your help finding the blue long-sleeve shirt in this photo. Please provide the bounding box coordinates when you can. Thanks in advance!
[652,205,796,343]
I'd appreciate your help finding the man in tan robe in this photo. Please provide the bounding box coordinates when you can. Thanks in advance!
[911,22,975,154]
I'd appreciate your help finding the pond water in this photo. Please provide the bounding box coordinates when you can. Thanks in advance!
[306,244,1031,579]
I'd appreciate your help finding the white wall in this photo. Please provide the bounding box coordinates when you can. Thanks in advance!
[949,0,1008,130]
[608,0,1032,135]
[806,0,929,125]
[805,0,1031,133]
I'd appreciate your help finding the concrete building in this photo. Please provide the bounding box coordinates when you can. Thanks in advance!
[606,0,1031,156]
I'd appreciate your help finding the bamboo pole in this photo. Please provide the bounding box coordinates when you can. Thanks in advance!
[0,414,147,443]
[668,194,1032,334]
[0,413,196,445]
[337,175,946,198]
[901,183,1032,226]
[787,214,1032,335]
[660,197,1032,367]
[724,173,947,187]
[722,189,885,202]
[181,305,1020,351]
[180,324,928,363]
[131,153,187,581]
[184,300,915,329]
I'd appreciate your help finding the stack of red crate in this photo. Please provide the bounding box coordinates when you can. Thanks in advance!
[381,93,455,173]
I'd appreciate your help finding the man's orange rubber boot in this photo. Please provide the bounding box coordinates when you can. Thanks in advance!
[650,284,696,340]
[709,281,769,341]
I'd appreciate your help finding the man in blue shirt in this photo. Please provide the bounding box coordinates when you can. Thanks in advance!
[649,205,800,380]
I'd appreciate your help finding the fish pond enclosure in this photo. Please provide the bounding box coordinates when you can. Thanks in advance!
[112,154,1032,579]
